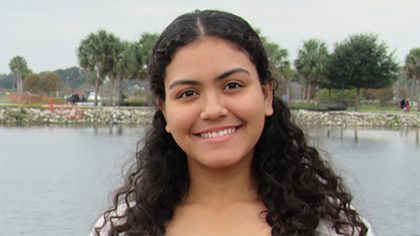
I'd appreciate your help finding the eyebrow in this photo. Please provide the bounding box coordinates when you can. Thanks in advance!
[168,67,250,90]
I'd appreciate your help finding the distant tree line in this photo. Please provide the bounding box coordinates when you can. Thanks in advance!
[1,29,419,110]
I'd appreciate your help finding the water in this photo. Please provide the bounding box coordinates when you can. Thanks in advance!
[309,128,420,236]
[0,126,145,236]
[0,126,419,235]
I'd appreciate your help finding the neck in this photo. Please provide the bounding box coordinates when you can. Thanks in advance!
[184,155,258,207]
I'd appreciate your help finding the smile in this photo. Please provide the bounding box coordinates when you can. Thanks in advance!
[199,127,238,139]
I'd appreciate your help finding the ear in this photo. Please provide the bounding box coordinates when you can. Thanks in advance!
[156,98,171,133]
[262,80,274,117]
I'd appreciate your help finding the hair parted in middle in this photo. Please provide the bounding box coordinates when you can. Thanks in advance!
[97,9,368,236]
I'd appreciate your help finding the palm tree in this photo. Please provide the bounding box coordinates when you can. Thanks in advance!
[405,47,420,110]
[9,56,30,93]
[114,41,140,106]
[294,39,329,101]
[78,30,119,106]
[258,32,291,100]
[104,35,124,106]
[137,32,159,79]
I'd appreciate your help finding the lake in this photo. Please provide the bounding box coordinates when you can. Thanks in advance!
[0,126,419,235]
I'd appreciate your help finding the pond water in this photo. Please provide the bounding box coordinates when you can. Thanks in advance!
[0,126,419,235]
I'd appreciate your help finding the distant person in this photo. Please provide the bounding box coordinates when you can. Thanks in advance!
[405,100,411,112]
[400,98,406,111]
[91,10,373,236]
[80,94,87,103]
[68,93,80,105]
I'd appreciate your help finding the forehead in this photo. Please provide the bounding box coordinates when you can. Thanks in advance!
[165,37,256,82]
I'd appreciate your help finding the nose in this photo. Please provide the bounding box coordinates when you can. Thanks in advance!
[200,91,227,120]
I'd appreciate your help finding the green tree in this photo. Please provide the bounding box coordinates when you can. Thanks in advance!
[23,73,42,93]
[78,30,119,106]
[41,72,60,95]
[404,47,420,110]
[137,32,159,79]
[328,33,398,111]
[54,66,86,89]
[9,56,30,93]
[0,73,14,89]
[104,35,124,106]
[258,31,292,99]
[113,41,140,106]
[294,39,329,101]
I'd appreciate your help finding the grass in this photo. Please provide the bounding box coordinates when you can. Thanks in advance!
[347,104,399,112]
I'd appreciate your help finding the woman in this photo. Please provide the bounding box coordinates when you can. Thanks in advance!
[92,10,373,236]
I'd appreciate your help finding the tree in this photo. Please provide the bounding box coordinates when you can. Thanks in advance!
[24,73,42,93]
[129,32,159,105]
[328,33,398,111]
[113,41,139,106]
[104,35,124,106]
[137,32,159,79]
[258,31,292,99]
[54,66,86,90]
[9,56,30,93]
[404,47,420,110]
[78,30,119,106]
[0,73,14,89]
[294,39,329,101]
[41,72,59,95]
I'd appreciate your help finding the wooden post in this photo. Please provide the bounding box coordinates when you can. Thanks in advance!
[49,97,54,112]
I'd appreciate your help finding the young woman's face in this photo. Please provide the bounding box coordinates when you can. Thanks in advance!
[161,37,273,170]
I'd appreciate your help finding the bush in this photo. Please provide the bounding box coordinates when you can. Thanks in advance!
[288,101,329,111]
[122,97,149,107]
[315,89,357,106]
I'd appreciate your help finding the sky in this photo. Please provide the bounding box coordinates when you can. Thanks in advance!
[1,0,419,74]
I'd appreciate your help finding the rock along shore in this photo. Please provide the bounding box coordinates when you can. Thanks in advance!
[0,106,419,127]
[0,106,155,126]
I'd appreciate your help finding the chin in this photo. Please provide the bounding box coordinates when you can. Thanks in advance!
[190,152,252,170]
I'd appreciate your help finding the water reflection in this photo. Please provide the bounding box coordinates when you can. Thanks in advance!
[319,127,419,147]
[0,126,419,236]
[310,127,420,236]
[90,124,126,136]
[0,125,146,236]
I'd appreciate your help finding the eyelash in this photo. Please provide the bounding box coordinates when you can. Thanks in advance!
[177,90,198,98]
[223,81,243,90]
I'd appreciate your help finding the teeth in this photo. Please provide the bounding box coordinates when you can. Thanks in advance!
[200,128,236,139]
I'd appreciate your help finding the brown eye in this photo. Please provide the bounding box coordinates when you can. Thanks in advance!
[224,82,243,90]
[178,90,198,98]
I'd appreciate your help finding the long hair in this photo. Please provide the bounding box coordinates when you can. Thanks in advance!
[95,10,368,235]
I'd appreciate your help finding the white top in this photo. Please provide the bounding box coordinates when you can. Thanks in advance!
[315,219,375,236]
[89,213,375,236]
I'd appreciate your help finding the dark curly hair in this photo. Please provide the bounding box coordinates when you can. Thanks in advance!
[95,9,368,236]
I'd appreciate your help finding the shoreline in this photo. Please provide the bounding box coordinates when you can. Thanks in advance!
[0,106,419,127]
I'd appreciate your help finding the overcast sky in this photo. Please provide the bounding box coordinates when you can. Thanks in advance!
[1,0,419,74]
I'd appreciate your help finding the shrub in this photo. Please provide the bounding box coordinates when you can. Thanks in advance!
[315,89,357,106]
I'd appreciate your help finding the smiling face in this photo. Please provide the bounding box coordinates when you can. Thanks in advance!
[160,37,273,170]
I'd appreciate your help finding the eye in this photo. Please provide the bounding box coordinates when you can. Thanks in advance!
[224,82,243,90]
[178,90,198,98]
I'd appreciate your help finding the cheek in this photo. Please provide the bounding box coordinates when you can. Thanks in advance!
[234,92,267,119]
[166,106,195,133]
